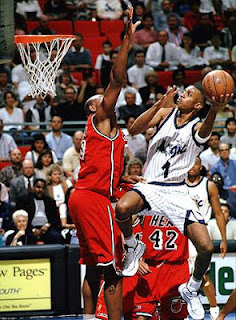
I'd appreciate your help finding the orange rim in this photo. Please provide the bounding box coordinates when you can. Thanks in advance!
[15,35,77,44]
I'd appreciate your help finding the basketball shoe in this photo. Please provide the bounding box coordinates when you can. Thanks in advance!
[178,283,205,320]
[122,240,146,277]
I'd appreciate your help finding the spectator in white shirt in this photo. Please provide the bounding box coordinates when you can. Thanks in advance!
[127,50,153,89]
[0,120,17,162]
[63,131,83,180]
[203,32,231,69]
[123,117,147,159]
[96,0,123,20]
[179,32,208,69]
[95,40,112,84]
[208,203,236,240]
[0,92,24,131]
[146,30,181,70]
[16,0,43,20]
[115,75,142,114]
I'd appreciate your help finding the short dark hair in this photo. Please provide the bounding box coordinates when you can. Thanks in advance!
[225,117,236,127]
[135,49,145,57]
[0,68,8,75]
[33,178,46,187]
[36,149,54,170]
[4,91,16,101]
[211,131,220,139]
[220,202,230,211]
[103,40,112,47]
[76,33,83,40]
[143,13,153,21]
[180,32,196,49]
[51,115,63,122]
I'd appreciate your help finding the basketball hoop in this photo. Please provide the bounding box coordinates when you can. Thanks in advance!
[15,35,76,98]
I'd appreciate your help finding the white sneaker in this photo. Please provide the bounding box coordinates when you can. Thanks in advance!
[178,283,205,320]
[210,306,220,320]
[122,240,146,277]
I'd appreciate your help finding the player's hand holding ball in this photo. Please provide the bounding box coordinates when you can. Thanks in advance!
[202,70,234,111]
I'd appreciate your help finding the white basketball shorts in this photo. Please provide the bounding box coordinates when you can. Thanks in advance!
[132,181,206,235]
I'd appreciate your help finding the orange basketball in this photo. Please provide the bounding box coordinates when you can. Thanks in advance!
[202,70,234,103]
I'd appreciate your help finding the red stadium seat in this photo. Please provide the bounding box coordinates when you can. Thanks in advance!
[157,70,202,90]
[107,34,121,49]
[73,21,100,37]
[48,21,73,35]
[100,20,125,36]
[18,145,31,160]
[71,72,83,86]
[0,162,11,170]
[38,0,47,11]
[27,21,39,33]
[83,36,107,55]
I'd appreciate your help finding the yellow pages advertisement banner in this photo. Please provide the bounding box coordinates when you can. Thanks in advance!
[0,258,51,312]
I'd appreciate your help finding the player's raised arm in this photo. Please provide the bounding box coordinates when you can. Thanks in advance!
[198,94,233,139]
[96,7,141,121]
[130,86,178,135]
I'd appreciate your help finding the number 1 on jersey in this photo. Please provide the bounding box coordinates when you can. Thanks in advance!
[162,160,170,178]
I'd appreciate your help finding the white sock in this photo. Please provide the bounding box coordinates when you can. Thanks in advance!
[187,275,202,292]
[210,306,219,313]
[125,234,137,248]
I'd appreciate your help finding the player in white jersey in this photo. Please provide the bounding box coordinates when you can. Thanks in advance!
[186,156,227,320]
[115,86,230,320]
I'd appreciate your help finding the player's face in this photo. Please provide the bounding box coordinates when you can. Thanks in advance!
[177,86,202,113]
[188,158,201,177]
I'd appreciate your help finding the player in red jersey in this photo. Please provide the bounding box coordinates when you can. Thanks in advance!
[134,213,189,320]
[69,8,141,320]
[95,216,143,320]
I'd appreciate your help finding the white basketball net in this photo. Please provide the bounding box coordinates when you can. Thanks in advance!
[16,37,75,98]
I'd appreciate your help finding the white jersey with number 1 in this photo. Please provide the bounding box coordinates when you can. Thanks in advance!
[145,108,208,183]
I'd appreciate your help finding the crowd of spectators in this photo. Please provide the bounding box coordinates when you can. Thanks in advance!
[0,0,236,247]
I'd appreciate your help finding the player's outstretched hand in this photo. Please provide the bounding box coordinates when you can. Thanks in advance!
[154,85,179,109]
[211,93,234,112]
[137,260,151,276]
[220,239,227,259]
[126,7,141,38]
[122,175,146,184]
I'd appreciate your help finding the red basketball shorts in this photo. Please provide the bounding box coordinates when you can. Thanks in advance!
[134,261,189,319]
[69,189,123,270]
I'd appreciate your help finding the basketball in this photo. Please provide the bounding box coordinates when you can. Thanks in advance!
[202,70,234,103]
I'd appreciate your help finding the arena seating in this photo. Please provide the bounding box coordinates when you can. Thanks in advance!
[100,20,125,36]
[73,20,100,37]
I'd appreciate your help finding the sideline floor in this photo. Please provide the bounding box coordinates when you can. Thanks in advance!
[1,312,236,320]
